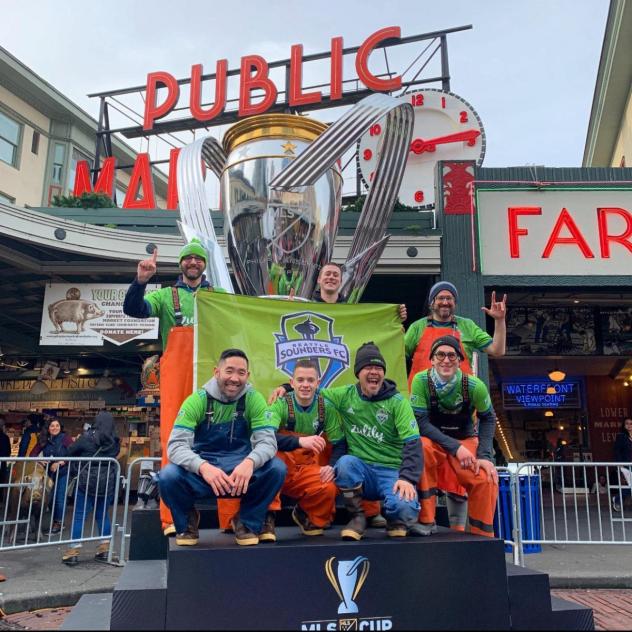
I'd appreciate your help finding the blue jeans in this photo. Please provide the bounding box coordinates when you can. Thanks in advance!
[334,455,420,523]
[158,458,286,534]
[48,470,68,523]
[71,489,113,541]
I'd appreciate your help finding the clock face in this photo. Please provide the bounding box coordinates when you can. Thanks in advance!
[357,89,486,209]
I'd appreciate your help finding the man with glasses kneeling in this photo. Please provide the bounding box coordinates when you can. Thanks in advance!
[410,335,499,537]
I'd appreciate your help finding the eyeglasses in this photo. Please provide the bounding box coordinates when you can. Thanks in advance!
[434,296,455,304]
[433,351,458,362]
[182,255,205,263]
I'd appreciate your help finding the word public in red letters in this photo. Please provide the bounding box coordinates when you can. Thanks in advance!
[143,26,402,130]
[73,27,403,209]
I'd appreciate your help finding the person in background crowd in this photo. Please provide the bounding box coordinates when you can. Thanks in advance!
[410,335,499,537]
[612,417,632,512]
[591,474,607,495]
[405,281,507,531]
[61,411,120,566]
[123,239,226,537]
[158,349,286,547]
[29,417,73,534]
[0,417,11,507]
[18,413,44,457]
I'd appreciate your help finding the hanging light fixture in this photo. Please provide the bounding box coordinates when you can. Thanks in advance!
[548,368,566,382]
[546,385,556,394]
[544,410,554,417]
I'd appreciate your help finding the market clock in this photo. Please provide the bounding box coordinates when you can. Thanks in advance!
[357,89,486,209]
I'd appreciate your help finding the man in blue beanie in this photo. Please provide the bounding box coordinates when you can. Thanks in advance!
[405,281,507,385]
[404,280,506,531]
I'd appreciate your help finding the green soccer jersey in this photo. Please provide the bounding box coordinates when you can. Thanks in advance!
[145,285,226,347]
[266,393,344,442]
[320,384,419,469]
[404,315,492,364]
[409,369,495,460]
[409,369,492,418]
[174,388,274,433]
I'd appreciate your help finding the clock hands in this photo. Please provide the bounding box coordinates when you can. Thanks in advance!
[409,129,481,155]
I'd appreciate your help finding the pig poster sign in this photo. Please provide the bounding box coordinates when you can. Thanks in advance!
[40,284,159,346]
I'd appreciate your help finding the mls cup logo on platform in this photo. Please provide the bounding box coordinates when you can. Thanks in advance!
[274,311,349,387]
[300,556,392,631]
[325,556,369,615]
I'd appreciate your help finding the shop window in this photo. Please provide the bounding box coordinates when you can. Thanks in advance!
[0,190,15,204]
[0,110,22,168]
[51,142,66,185]
[31,130,40,155]
[68,147,92,194]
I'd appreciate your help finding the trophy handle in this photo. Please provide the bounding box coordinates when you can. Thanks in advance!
[269,93,414,303]
[176,136,235,293]
[325,556,344,601]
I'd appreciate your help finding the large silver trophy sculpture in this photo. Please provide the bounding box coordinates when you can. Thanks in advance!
[176,93,413,302]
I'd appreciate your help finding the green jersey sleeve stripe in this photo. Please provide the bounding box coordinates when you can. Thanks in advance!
[173,424,195,432]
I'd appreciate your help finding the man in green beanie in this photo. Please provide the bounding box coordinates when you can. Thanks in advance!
[123,239,224,348]
[124,238,226,537]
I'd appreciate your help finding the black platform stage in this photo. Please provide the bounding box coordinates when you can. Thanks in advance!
[61,509,595,631]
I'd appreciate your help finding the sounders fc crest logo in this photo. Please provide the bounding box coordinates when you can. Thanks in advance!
[274,311,349,387]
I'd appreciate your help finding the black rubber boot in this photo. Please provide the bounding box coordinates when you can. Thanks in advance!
[340,486,367,541]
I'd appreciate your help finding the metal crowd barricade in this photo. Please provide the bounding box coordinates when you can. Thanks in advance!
[491,466,523,565]
[0,456,122,564]
[513,461,632,565]
[118,456,161,562]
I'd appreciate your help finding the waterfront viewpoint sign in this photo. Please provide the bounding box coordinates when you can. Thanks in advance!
[477,189,632,276]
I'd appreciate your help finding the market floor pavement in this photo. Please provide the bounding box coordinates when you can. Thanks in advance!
[1,594,632,630]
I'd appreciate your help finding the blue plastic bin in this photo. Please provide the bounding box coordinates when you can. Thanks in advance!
[493,472,542,554]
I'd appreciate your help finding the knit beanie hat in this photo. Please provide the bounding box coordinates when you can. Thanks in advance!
[429,335,464,360]
[428,281,458,305]
[354,341,386,376]
[179,239,208,263]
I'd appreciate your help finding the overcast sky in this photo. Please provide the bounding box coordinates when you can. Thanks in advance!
[3,0,609,169]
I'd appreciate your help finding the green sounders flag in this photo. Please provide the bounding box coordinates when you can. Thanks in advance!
[194,292,407,395]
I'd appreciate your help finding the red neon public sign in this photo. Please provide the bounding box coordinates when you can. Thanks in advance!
[74,26,404,209]
[143,26,402,130]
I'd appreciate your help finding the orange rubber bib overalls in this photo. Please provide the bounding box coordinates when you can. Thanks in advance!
[408,320,472,520]
[417,374,498,537]
[158,288,197,531]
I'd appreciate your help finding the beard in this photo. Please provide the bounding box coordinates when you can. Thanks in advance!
[182,266,203,281]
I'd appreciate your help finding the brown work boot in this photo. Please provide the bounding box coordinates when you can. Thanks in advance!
[50,521,62,535]
[94,542,110,561]
[258,511,277,543]
[231,515,259,546]
[340,486,366,541]
[62,546,81,566]
[175,508,200,546]
[367,513,387,529]
[292,505,324,536]
[163,523,176,537]
[386,520,407,538]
